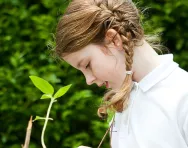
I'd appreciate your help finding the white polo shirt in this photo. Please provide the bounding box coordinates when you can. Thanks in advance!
[110,54,188,148]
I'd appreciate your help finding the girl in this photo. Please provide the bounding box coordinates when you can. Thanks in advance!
[55,0,188,147]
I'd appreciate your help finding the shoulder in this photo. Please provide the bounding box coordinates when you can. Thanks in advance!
[176,91,188,144]
[140,66,188,115]
[159,66,188,89]
[169,66,188,84]
[148,66,188,100]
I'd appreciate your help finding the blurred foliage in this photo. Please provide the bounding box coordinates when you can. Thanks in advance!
[0,0,187,148]
[137,0,188,69]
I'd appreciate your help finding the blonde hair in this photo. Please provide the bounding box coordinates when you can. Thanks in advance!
[55,0,155,118]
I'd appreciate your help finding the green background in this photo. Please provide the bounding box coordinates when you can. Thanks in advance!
[0,0,188,147]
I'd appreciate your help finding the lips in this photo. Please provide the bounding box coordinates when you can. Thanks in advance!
[105,81,109,88]
[98,81,110,88]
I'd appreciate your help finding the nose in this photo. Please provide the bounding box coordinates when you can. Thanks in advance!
[85,74,96,85]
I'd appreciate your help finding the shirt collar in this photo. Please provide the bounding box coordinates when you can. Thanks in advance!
[138,54,179,92]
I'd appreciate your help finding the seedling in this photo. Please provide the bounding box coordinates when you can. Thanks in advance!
[29,76,71,148]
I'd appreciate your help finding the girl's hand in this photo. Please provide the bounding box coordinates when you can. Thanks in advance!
[78,146,92,148]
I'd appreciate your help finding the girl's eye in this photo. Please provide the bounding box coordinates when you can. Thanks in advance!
[86,62,90,69]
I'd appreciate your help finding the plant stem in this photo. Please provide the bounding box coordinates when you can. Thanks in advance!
[22,116,33,148]
[41,98,54,148]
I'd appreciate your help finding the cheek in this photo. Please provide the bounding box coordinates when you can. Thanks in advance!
[107,59,126,82]
[95,61,117,79]
[92,55,125,79]
[92,65,108,78]
[91,61,110,79]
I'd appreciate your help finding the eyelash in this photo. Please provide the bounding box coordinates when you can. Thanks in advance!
[86,62,90,69]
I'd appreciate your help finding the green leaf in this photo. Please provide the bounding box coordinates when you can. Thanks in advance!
[54,84,72,99]
[40,94,52,99]
[29,76,54,95]
[32,116,53,122]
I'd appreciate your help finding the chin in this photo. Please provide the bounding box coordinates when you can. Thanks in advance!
[107,82,121,90]
[111,86,120,91]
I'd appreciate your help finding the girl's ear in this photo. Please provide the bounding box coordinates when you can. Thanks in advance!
[104,29,123,50]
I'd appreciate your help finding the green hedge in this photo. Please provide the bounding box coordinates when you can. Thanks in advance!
[0,0,187,148]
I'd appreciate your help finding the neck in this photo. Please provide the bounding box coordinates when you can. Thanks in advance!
[132,40,161,82]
